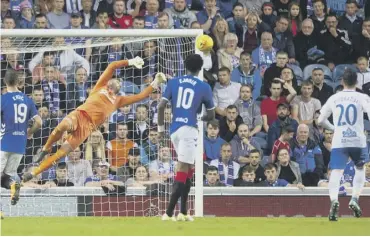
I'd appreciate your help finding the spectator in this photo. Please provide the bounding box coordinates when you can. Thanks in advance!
[80,0,96,28]
[271,125,295,162]
[317,14,352,69]
[210,143,240,186]
[85,130,106,162]
[1,0,13,22]
[132,41,158,85]
[234,84,263,136]
[290,124,325,186]
[204,166,225,186]
[47,162,75,187]
[251,31,277,76]
[116,147,142,181]
[260,2,277,29]
[111,105,135,124]
[142,0,160,29]
[338,0,363,38]
[127,104,150,145]
[288,2,302,36]
[311,67,334,105]
[309,110,323,144]
[217,33,243,71]
[240,0,267,16]
[310,0,327,36]
[164,0,197,29]
[263,51,289,96]
[66,146,93,186]
[196,0,221,34]
[230,123,261,165]
[46,0,70,28]
[290,80,321,125]
[357,57,370,94]
[108,0,133,29]
[125,165,159,187]
[91,10,110,29]
[275,148,303,185]
[213,67,241,118]
[209,18,229,53]
[352,18,370,60]
[85,161,125,191]
[300,0,327,19]
[319,128,333,173]
[227,2,246,34]
[262,163,290,187]
[280,67,299,97]
[2,15,16,29]
[149,146,176,181]
[34,13,49,29]
[22,165,53,188]
[234,166,266,186]
[66,67,90,112]
[237,149,266,182]
[267,103,299,152]
[272,15,296,62]
[219,106,243,142]
[31,86,46,109]
[273,0,293,17]
[18,0,35,29]
[65,12,88,29]
[217,0,236,19]
[140,128,159,162]
[156,11,172,29]
[31,51,66,86]
[107,123,138,173]
[204,120,225,162]
[132,15,145,29]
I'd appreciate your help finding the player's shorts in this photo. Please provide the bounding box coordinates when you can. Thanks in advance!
[65,110,95,150]
[0,151,23,176]
[330,147,369,169]
[170,126,199,165]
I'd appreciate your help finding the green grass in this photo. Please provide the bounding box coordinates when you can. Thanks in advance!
[1,217,369,236]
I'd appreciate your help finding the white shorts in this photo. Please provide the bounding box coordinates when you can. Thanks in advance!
[0,151,23,177]
[170,126,199,165]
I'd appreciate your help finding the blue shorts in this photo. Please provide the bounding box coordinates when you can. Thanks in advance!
[330,147,369,169]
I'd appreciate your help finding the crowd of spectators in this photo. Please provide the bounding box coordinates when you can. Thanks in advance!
[2,0,370,193]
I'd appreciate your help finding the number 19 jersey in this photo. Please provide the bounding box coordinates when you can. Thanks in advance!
[320,90,370,148]
[1,92,38,154]
[162,75,215,135]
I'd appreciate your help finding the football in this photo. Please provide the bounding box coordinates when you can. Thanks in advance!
[196,35,214,53]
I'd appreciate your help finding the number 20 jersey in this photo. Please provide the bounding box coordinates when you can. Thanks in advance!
[320,90,370,149]
[1,92,38,154]
[162,75,215,135]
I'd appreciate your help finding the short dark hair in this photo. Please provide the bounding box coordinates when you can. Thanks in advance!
[219,67,231,74]
[128,147,141,156]
[134,16,145,21]
[249,149,260,156]
[43,51,56,58]
[221,142,231,149]
[4,69,18,87]
[277,15,289,22]
[271,79,283,87]
[185,54,203,74]
[207,166,218,173]
[207,119,219,129]
[97,10,108,16]
[226,104,238,111]
[3,16,15,22]
[325,13,338,22]
[232,2,243,9]
[242,166,255,174]
[240,84,253,92]
[281,125,295,134]
[57,162,67,169]
[312,67,324,73]
[301,80,314,88]
[136,104,148,111]
[117,122,127,128]
[35,13,47,19]
[240,51,251,58]
[264,163,277,171]
[342,68,358,87]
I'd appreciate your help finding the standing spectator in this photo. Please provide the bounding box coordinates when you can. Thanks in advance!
[34,13,49,28]
[251,31,277,76]
[290,80,321,125]
[196,0,220,34]
[234,84,263,136]
[47,162,75,187]
[108,0,133,29]
[338,0,363,38]
[271,125,295,162]
[46,0,70,28]
[273,0,292,17]
[142,0,160,29]
[272,15,296,63]
[227,2,246,34]
[288,2,302,36]
[66,67,90,112]
[219,105,244,142]
[80,0,96,28]
[213,67,241,118]
[140,128,159,162]
[204,166,226,186]
[127,104,150,145]
[204,120,226,162]
[66,146,93,187]
[149,146,176,181]
[311,67,333,105]
[210,143,240,186]
[164,0,197,29]
[310,0,327,36]
[217,33,243,71]
[18,0,35,29]
[2,15,16,29]
[319,128,333,173]
[352,18,370,60]
[275,148,304,185]
[263,51,289,96]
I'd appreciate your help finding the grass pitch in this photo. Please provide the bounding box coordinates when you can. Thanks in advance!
[1,217,368,236]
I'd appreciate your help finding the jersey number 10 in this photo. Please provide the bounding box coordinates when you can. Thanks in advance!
[336,104,357,126]
[176,87,194,109]
[14,104,27,124]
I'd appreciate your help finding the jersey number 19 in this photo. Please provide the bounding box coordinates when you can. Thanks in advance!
[14,104,27,124]
[176,87,194,109]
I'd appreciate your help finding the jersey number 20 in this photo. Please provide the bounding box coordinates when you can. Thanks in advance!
[14,104,27,123]
[336,104,357,126]
[176,87,194,109]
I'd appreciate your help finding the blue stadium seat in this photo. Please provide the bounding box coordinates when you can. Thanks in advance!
[324,79,341,91]
[303,64,332,81]
[332,64,358,82]
[121,81,140,94]
[289,64,303,81]
[261,156,271,167]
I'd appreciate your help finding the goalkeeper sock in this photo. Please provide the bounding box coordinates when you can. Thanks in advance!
[180,178,192,215]
[329,169,343,202]
[1,174,11,189]
[166,172,187,217]
[32,149,68,176]
[352,166,366,200]
[43,120,70,151]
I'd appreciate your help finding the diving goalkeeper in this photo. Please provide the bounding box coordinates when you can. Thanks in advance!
[22,57,166,182]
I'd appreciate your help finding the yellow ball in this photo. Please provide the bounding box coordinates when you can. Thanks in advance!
[196,35,214,53]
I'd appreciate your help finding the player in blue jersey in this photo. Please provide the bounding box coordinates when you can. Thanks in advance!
[0,69,42,208]
[318,69,370,221]
[157,54,215,221]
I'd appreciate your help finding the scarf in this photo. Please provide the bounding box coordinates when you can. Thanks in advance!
[42,79,60,113]
[66,0,82,13]
[144,11,159,29]
[258,46,277,72]
[218,159,234,186]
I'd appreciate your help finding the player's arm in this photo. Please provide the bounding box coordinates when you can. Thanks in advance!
[201,84,216,121]
[27,101,42,138]
[157,77,172,137]
[317,98,335,130]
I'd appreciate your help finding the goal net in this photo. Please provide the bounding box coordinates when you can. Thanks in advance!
[0,29,204,217]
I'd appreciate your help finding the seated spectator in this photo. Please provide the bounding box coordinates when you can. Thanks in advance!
[227,2,246,34]
[164,0,197,29]
[80,0,96,28]
[132,16,145,29]
[132,41,158,86]
[217,33,243,71]
[290,80,321,125]
[196,0,222,34]
[140,128,159,162]
[311,68,334,105]
[31,51,66,86]
[108,0,132,29]
[47,162,74,187]
[234,85,262,136]
[209,18,229,53]
[287,2,302,36]
[356,57,370,91]
[149,146,176,181]
[1,0,13,22]
[338,0,362,39]
[85,130,106,162]
[275,148,303,185]
[110,105,134,124]
[272,15,296,63]
[66,146,93,186]
[126,165,160,187]
[91,10,110,29]
[65,12,89,29]
[107,123,138,173]
[116,147,141,181]
[231,53,262,100]
[156,11,172,30]
[213,67,241,118]
[2,16,16,29]
[300,0,327,19]
[219,105,244,142]
[18,0,35,29]
[280,68,299,97]
[319,128,333,173]
[352,18,370,61]
[34,13,49,29]
[85,161,125,191]
[234,166,266,186]
[274,0,292,17]
[309,110,323,144]
[238,149,266,182]
[263,51,289,96]
[204,166,226,186]
[251,31,277,76]
[209,143,240,186]
[204,120,225,162]
[271,125,295,162]
[46,0,70,28]
[230,123,261,165]
[290,124,325,186]
[263,163,290,187]
[31,86,47,109]
[310,0,327,36]
[142,0,160,29]
[22,165,53,189]
[66,66,90,112]
[127,104,150,145]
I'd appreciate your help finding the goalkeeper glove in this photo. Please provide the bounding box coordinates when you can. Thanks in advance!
[151,72,167,90]
[128,56,144,69]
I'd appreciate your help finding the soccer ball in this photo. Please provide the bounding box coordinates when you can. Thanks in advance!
[196,35,214,53]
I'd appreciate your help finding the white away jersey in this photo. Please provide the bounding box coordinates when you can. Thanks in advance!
[319,90,370,148]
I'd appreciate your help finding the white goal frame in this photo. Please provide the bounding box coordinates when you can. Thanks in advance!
[1,29,205,217]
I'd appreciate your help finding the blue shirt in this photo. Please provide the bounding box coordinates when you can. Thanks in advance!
[1,92,38,154]
[84,174,119,184]
[265,179,289,187]
[162,75,215,134]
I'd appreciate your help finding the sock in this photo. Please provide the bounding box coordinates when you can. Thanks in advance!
[32,149,68,176]
[180,178,192,215]
[352,166,366,200]
[329,169,343,202]
[166,181,185,217]
[43,120,69,151]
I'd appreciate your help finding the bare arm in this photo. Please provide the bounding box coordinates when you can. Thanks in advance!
[91,60,129,93]
[117,86,154,107]
[262,115,269,132]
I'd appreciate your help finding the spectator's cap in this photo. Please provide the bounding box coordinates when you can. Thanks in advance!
[71,11,82,18]
[346,0,359,7]
[277,103,290,109]
[19,0,32,10]
[128,147,141,156]
[98,161,110,167]
[261,2,274,10]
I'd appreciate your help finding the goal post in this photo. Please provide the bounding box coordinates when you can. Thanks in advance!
[1,29,205,217]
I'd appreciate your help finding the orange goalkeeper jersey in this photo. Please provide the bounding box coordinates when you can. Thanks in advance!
[76,60,153,128]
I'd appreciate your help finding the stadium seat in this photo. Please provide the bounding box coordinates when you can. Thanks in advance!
[303,64,332,81]
[253,136,267,150]
[121,81,140,94]
[332,64,358,82]
[261,156,271,167]
[324,79,341,91]
[289,64,303,81]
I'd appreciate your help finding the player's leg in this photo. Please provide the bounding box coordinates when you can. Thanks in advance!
[3,152,23,205]
[328,148,347,221]
[179,166,194,219]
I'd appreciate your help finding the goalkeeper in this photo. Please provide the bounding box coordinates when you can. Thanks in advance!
[23,57,167,182]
